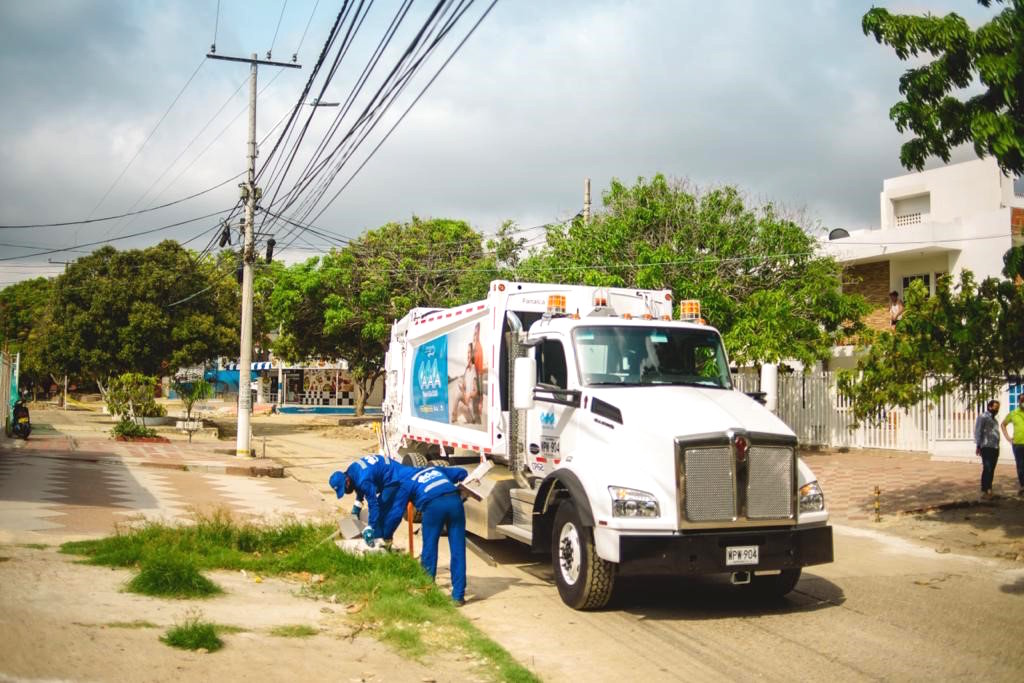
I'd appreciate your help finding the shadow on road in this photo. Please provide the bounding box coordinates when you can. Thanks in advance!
[612,572,845,619]
[469,536,845,617]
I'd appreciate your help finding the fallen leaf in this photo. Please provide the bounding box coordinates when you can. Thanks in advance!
[347,603,364,614]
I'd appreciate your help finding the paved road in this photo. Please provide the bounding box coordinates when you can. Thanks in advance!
[462,526,1024,682]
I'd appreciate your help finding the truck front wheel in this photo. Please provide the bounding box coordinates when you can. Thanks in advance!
[550,501,615,610]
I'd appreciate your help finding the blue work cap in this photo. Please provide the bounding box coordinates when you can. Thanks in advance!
[328,471,346,498]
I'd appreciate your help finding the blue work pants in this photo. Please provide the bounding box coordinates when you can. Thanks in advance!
[420,492,466,601]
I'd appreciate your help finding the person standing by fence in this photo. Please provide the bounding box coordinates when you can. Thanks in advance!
[1000,401,1024,496]
[974,400,1002,499]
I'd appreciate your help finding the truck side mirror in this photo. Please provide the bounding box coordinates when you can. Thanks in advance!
[513,357,537,410]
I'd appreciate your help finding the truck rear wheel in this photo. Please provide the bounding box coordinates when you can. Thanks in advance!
[402,452,429,468]
[550,500,615,610]
[750,568,801,598]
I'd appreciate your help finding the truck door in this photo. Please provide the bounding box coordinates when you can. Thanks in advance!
[525,335,579,478]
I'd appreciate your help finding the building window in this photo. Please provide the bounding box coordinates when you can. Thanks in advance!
[901,274,931,296]
[895,212,921,227]
[892,193,930,227]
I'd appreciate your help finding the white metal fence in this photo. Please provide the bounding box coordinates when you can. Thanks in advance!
[1,351,11,434]
[733,371,995,452]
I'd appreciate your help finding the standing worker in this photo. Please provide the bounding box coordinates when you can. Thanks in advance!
[378,465,469,606]
[974,399,1003,499]
[1001,400,1024,496]
[329,454,403,546]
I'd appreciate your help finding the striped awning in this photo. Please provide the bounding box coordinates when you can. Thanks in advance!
[224,361,274,371]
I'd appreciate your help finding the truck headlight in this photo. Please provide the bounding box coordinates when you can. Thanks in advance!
[799,481,825,513]
[609,486,660,518]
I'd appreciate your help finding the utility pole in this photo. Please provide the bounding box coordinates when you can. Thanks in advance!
[49,259,71,410]
[207,51,300,457]
[583,177,591,224]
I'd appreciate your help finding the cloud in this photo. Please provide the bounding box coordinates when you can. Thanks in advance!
[0,0,1008,285]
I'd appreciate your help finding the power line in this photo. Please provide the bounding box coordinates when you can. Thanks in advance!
[89,57,206,219]
[0,209,233,262]
[0,174,243,229]
[269,0,482,251]
[212,0,221,51]
[268,0,289,59]
[294,0,321,60]
[310,0,499,226]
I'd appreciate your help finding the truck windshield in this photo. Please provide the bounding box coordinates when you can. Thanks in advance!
[572,326,732,389]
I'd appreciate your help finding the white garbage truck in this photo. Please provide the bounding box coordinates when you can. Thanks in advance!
[381,280,833,609]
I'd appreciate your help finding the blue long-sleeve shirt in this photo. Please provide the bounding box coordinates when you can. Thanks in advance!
[344,454,398,530]
[379,466,468,540]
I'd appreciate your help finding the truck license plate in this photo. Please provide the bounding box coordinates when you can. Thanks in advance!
[725,545,759,566]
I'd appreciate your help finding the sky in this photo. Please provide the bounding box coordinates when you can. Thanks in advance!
[0,0,1001,287]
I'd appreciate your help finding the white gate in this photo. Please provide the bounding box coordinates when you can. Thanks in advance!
[734,371,993,452]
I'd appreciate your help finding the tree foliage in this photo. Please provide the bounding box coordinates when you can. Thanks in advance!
[515,175,869,367]
[106,373,163,421]
[270,218,497,413]
[838,249,1024,423]
[42,241,239,385]
[863,0,1024,175]
[0,276,53,393]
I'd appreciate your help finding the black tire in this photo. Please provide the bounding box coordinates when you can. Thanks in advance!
[749,568,801,598]
[427,458,451,467]
[401,451,429,468]
[550,500,615,610]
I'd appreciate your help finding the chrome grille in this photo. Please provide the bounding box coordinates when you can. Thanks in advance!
[746,446,794,519]
[683,446,735,522]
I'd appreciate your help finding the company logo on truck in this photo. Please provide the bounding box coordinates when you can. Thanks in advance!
[540,411,556,428]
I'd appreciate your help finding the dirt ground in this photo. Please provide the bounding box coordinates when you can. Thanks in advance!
[0,545,486,683]
[877,494,1024,563]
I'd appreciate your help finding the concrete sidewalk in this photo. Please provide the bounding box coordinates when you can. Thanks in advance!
[804,447,1022,523]
[2,421,282,475]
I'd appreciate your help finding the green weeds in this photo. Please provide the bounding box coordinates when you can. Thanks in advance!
[161,614,223,652]
[126,548,222,598]
[61,510,539,681]
[269,624,318,638]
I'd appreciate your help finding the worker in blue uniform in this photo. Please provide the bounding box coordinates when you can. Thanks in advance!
[329,454,406,546]
[379,465,469,605]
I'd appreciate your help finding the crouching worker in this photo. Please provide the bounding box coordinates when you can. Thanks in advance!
[379,465,469,606]
[329,454,400,547]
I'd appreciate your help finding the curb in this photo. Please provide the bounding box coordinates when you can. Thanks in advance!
[0,450,284,478]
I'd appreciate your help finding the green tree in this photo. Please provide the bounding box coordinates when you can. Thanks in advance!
[106,372,163,423]
[0,276,55,396]
[42,241,238,391]
[838,249,1024,423]
[171,378,213,442]
[515,175,869,367]
[270,218,497,414]
[863,0,1024,175]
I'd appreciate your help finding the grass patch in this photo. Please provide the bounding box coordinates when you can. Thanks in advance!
[269,624,318,638]
[161,614,223,652]
[19,543,49,550]
[214,624,247,635]
[105,620,159,629]
[61,510,539,681]
[126,548,222,598]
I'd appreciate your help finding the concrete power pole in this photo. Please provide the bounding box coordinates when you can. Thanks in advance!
[206,51,300,457]
[583,177,591,224]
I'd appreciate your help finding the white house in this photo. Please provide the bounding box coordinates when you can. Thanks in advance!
[822,157,1023,344]
[770,159,1024,459]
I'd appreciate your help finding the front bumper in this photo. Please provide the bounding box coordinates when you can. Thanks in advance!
[617,525,833,576]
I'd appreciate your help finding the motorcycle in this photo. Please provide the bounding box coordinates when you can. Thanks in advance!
[11,399,31,439]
